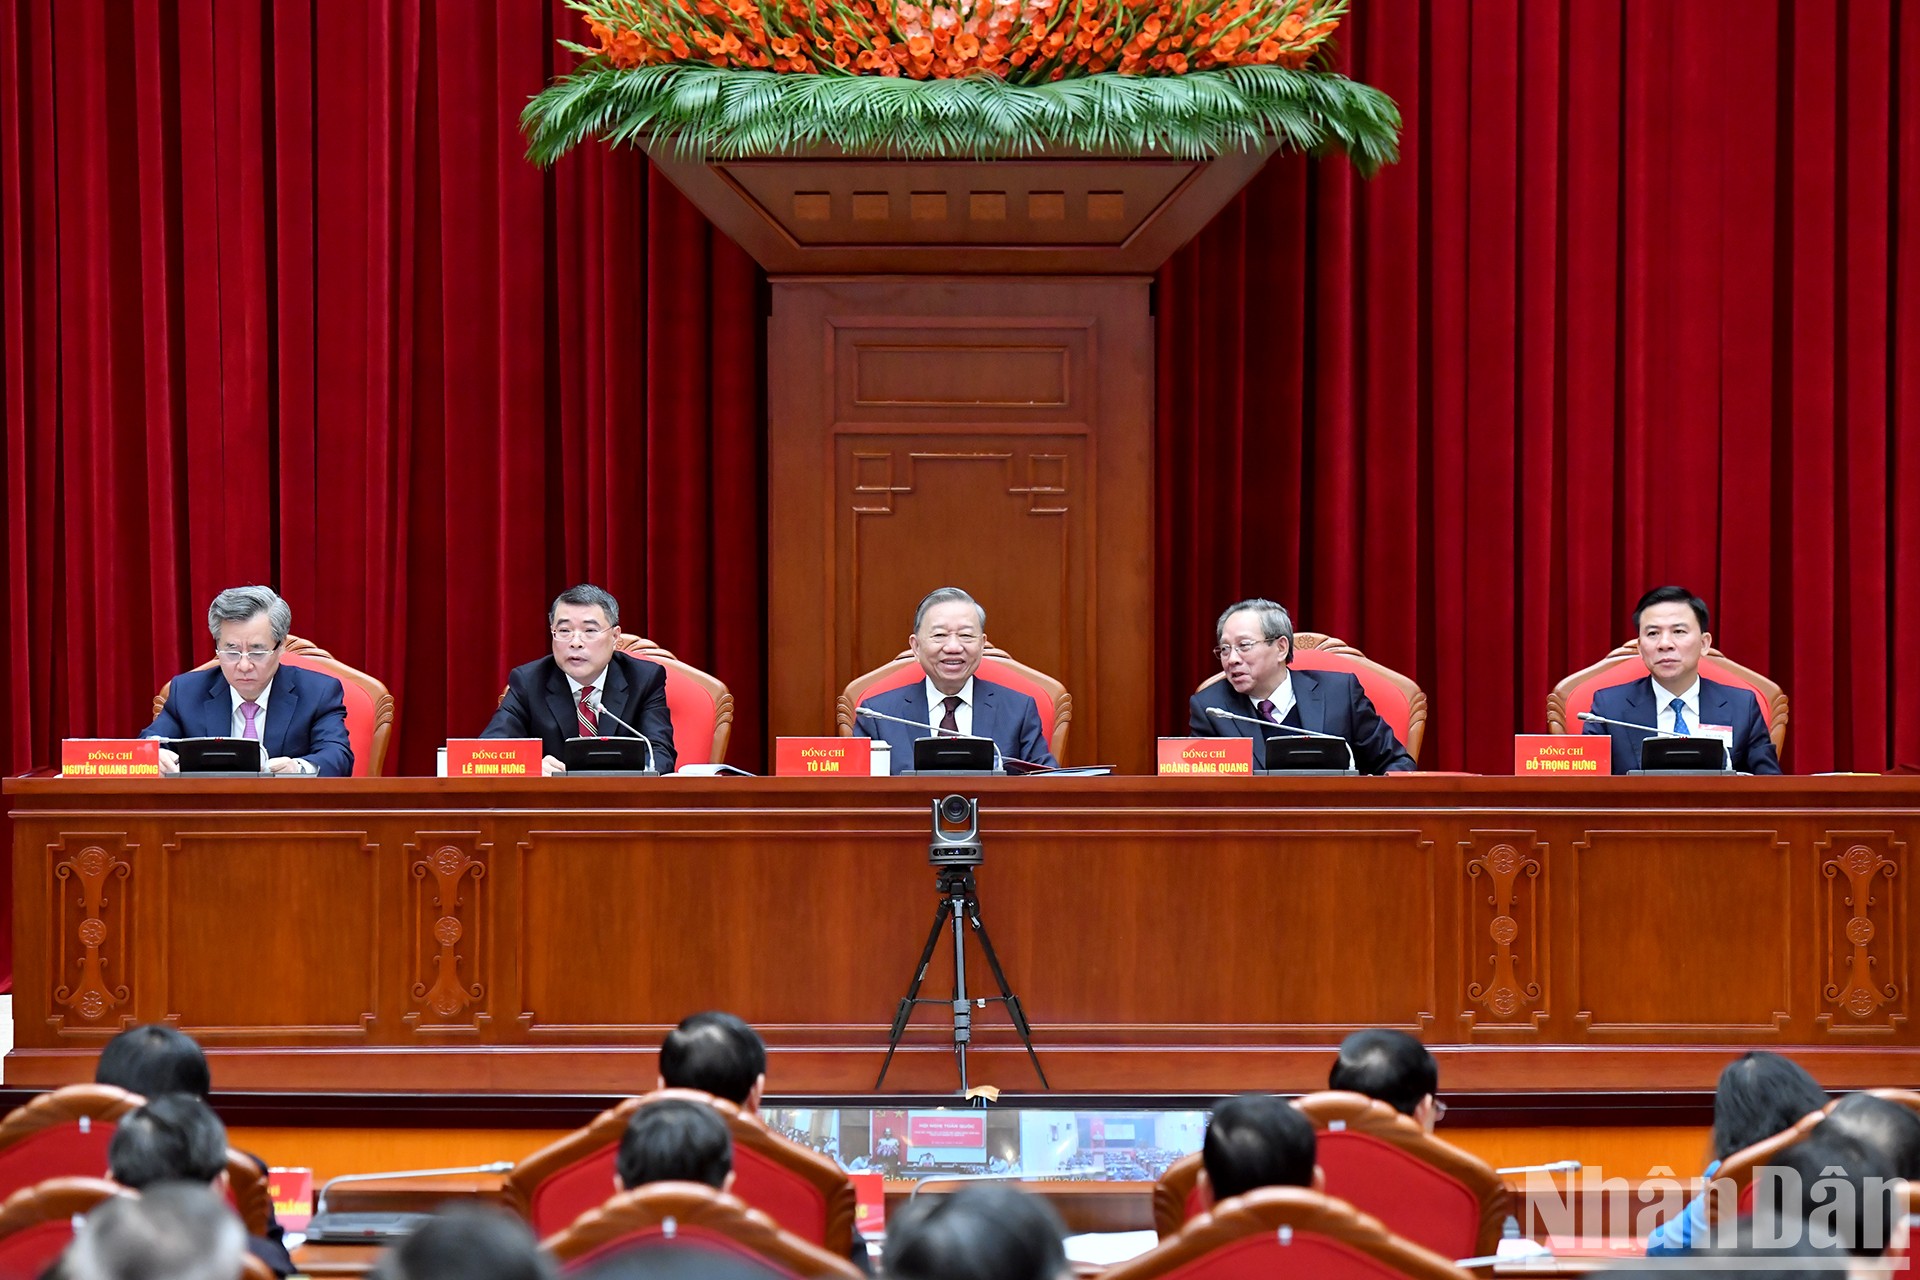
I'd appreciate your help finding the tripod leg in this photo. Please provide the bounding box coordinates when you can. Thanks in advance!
[876,896,954,1089]
[949,890,971,1096]
[963,894,1050,1090]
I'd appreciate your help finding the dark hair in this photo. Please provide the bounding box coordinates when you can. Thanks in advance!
[659,1012,766,1106]
[1663,1223,1860,1279]
[370,1206,556,1280]
[884,1183,1067,1280]
[575,1249,788,1280]
[95,1025,211,1099]
[1818,1093,1920,1181]
[1328,1030,1438,1117]
[107,1094,229,1189]
[1632,586,1711,633]
[616,1099,732,1191]
[1202,1094,1316,1201]
[1712,1052,1827,1160]
[1756,1131,1897,1257]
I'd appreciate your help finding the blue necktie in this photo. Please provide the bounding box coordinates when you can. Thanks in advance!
[1670,697,1689,735]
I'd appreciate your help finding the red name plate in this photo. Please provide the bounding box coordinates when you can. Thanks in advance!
[446,739,542,776]
[1157,737,1254,775]
[266,1168,313,1233]
[61,739,159,777]
[775,737,870,777]
[1514,734,1609,775]
[850,1171,886,1235]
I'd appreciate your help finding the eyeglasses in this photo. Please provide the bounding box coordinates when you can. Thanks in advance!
[215,645,280,664]
[926,631,982,646]
[1432,1098,1448,1122]
[1213,638,1280,660]
[551,627,609,642]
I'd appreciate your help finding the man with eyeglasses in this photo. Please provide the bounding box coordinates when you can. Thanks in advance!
[482,583,676,776]
[853,586,1056,774]
[1188,597,1414,774]
[141,585,353,776]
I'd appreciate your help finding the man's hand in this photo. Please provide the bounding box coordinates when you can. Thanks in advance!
[157,747,181,776]
[542,755,566,777]
[266,757,303,775]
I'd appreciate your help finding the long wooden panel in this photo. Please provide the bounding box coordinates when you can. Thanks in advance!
[6,776,1916,1094]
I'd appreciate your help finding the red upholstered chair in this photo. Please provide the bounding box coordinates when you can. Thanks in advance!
[0,1085,144,1202]
[225,1147,273,1237]
[541,1181,862,1277]
[1112,1187,1474,1280]
[836,648,1072,762]
[614,635,735,766]
[0,1176,131,1274]
[152,635,396,775]
[506,1091,857,1256]
[1703,1107,1827,1225]
[1194,633,1428,763]
[1546,642,1788,754]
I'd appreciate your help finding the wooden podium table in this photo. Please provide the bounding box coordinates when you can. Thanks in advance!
[5,776,1914,1094]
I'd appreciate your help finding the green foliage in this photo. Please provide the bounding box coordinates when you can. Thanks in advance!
[521,63,1401,173]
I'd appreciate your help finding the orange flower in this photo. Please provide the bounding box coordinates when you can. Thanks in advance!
[1165,51,1187,72]
[908,33,934,57]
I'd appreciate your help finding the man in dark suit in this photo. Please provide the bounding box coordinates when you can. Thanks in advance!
[852,587,1056,773]
[483,583,676,775]
[142,585,353,776]
[1584,585,1781,774]
[1188,598,1414,774]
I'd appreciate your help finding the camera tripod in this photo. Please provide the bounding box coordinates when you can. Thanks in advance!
[874,862,1048,1094]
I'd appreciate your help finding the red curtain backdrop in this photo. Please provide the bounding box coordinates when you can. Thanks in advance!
[1158,0,1920,775]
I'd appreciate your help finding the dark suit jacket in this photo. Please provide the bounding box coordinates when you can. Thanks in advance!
[1583,675,1781,774]
[141,665,354,776]
[483,650,677,771]
[853,676,1057,773]
[1187,669,1416,775]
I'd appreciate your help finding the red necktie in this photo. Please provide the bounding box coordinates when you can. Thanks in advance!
[577,688,599,738]
[939,696,961,733]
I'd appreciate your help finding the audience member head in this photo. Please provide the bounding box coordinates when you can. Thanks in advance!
[548,584,620,686]
[1329,1029,1441,1130]
[576,1250,787,1280]
[884,1183,1068,1280]
[94,1024,211,1100]
[1200,1093,1319,1204]
[1754,1131,1897,1257]
[1651,1223,1857,1279]
[1711,1052,1827,1161]
[1818,1093,1920,1180]
[371,1206,557,1280]
[909,588,989,697]
[657,1012,766,1109]
[65,1182,244,1280]
[107,1094,229,1190]
[616,1099,732,1192]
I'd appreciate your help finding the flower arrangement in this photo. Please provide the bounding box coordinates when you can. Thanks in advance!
[522,0,1398,169]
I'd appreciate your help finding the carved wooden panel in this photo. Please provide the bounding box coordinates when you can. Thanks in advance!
[1459,832,1548,1032]
[405,836,489,1033]
[1569,830,1793,1035]
[1814,832,1906,1033]
[45,835,134,1033]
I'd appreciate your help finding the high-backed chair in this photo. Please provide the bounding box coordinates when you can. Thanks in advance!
[542,1181,862,1277]
[506,1091,857,1256]
[1546,642,1788,754]
[615,635,734,766]
[0,1176,131,1274]
[0,1085,144,1202]
[1702,1108,1827,1225]
[152,635,396,775]
[1152,1093,1509,1261]
[1194,633,1427,763]
[837,648,1072,762]
[1864,1088,1920,1115]
[225,1148,272,1237]
[1112,1186,1474,1280]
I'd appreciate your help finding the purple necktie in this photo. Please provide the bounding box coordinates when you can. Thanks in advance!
[240,701,261,740]
[1257,698,1280,724]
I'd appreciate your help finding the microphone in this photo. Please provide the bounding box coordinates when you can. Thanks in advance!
[587,704,659,774]
[1204,706,1357,773]
[1576,710,1682,739]
[857,705,1045,774]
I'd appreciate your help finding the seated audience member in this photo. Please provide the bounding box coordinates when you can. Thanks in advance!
[1645,1051,1828,1255]
[141,585,353,776]
[1754,1131,1898,1257]
[64,1182,245,1280]
[371,1206,556,1280]
[1583,586,1781,775]
[1658,1225,1860,1279]
[884,1183,1068,1280]
[483,584,676,777]
[616,1099,734,1193]
[1328,1029,1442,1132]
[94,1023,211,1099]
[1817,1092,1920,1180]
[576,1253,787,1280]
[1188,599,1414,774]
[107,1095,294,1277]
[657,1012,765,1111]
[1200,1093,1322,1205]
[852,587,1056,774]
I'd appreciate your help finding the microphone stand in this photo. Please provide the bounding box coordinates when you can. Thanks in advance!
[1204,706,1358,774]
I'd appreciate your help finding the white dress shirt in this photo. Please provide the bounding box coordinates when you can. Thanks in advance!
[1253,672,1297,724]
[567,668,611,729]
[1656,679,1702,734]
[923,676,976,737]
[228,678,315,774]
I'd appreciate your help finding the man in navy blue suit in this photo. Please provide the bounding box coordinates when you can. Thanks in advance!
[142,585,353,776]
[1187,598,1414,774]
[853,587,1056,774]
[1583,586,1781,774]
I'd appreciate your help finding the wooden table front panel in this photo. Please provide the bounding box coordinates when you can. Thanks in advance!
[6,777,1913,1093]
